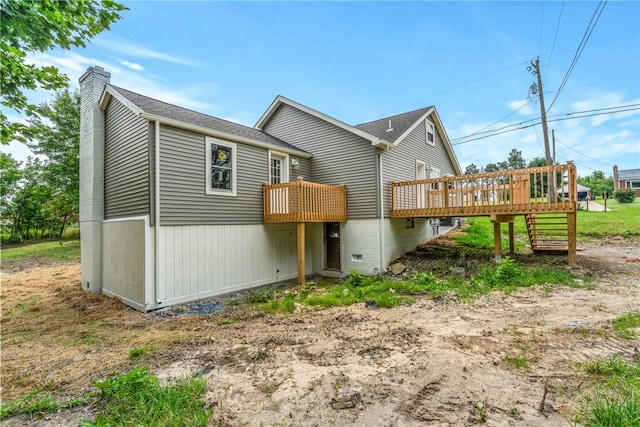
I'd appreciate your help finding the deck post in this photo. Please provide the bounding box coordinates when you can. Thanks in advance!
[493,221,502,260]
[508,222,515,254]
[567,212,577,265]
[297,222,305,286]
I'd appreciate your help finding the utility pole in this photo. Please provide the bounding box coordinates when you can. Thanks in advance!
[530,58,552,166]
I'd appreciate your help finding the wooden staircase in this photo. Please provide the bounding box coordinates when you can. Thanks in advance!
[526,213,569,253]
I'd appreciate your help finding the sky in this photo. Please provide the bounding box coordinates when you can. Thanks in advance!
[6,0,640,178]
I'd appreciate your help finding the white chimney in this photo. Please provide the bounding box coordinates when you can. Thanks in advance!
[79,66,110,293]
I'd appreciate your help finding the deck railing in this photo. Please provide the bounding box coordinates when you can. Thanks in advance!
[263,178,347,223]
[391,162,577,218]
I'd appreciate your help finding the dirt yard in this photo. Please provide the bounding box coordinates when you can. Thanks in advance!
[1,234,639,426]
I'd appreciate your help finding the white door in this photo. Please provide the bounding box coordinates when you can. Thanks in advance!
[269,153,289,214]
[275,230,295,280]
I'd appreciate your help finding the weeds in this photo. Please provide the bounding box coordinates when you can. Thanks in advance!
[80,366,211,426]
[0,385,89,419]
[612,312,640,340]
[128,346,150,360]
[575,356,640,427]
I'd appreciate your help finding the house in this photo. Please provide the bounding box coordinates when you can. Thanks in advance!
[613,166,640,197]
[79,66,461,311]
[558,183,591,201]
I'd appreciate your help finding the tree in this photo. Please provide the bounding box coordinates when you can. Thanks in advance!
[0,153,23,233]
[527,157,547,168]
[1,0,126,143]
[506,149,526,170]
[464,163,481,175]
[578,170,614,199]
[27,90,80,205]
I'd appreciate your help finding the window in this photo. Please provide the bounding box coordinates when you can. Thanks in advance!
[425,120,435,146]
[627,180,640,189]
[206,137,237,196]
[429,167,440,190]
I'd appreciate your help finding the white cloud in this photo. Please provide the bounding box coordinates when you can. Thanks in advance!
[93,36,199,67]
[119,60,145,71]
[506,99,534,116]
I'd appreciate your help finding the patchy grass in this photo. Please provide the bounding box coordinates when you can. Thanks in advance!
[0,240,81,272]
[243,259,579,313]
[0,384,89,419]
[574,355,640,427]
[80,366,211,427]
[612,311,640,340]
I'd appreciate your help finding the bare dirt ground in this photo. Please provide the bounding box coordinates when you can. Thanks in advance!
[1,233,639,427]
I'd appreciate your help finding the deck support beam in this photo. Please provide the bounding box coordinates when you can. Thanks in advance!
[493,222,502,260]
[491,215,515,260]
[297,222,305,286]
[567,212,577,265]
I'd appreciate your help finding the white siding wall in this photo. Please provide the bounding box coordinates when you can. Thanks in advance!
[383,218,432,266]
[102,217,150,311]
[340,219,381,275]
[157,223,311,307]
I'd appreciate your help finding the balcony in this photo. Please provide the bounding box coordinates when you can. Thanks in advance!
[391,162,578,218]
[263,178,346,223]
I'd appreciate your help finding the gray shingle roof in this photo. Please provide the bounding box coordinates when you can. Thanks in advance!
[618,168,640,180]
[109,86,307,154]
[355,107,433,143]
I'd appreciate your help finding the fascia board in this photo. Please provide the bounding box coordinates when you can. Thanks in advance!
[100,85,144,115]
[256,95,391,148]
[430,108,463,175]
[393,107,435,147]
[139,112,312,159]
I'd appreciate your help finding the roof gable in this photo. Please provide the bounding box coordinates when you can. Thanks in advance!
[256,96,393,149]
[355,107,433,143]
[356,106,462,175]
[102,86,310,157]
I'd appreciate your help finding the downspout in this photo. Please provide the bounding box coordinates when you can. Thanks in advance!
[377,149,387,273]
[154,121,161,304]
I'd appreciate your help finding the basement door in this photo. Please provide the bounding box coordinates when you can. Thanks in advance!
[275,230,296,281]
[325,222,341,270]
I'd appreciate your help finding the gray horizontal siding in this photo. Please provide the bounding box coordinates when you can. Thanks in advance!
[159,125,271,224]
[104,97,150,219]
[383,117,457,215]
[263,104,378,218]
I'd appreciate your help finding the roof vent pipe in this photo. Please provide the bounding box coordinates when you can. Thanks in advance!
[386,119,393,132]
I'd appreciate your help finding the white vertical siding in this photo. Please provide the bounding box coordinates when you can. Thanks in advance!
[157,223,303,306]
[102,217,149,310]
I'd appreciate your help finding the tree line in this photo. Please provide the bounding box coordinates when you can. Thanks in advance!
[463,148,614,199]
[1,91,80,242]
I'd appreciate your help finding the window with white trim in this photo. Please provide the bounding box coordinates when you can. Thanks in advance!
[206,137,237,196]
[425,120,435,146]
[429,167,440,190]
[626,180,640,189]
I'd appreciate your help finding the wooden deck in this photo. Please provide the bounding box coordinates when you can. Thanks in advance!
[391,162,578,263]
[263,178,346,223]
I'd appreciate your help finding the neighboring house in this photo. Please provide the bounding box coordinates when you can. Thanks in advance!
[613,166,640,197]
[79,66,461,311]
[558,184,591,201]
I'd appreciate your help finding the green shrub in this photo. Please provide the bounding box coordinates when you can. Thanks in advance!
[613,189,636,203]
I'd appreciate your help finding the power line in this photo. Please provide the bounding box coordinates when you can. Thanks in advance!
[450,103,640,145]
[554,138,614,167]
[547,0,608,112]
[544,0,565,86]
